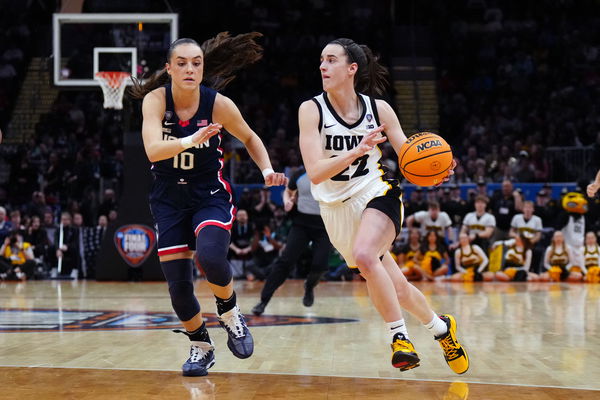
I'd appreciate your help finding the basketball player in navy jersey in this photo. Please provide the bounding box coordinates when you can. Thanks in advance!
[298,38,468,374]
[131,34,287,377]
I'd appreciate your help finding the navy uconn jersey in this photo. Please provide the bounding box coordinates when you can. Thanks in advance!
[152,84,223,180]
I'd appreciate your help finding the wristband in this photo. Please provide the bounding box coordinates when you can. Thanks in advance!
[181,135,194,149]
[262,168,275,178]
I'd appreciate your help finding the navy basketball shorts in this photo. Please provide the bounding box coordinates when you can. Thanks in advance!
[149,176,236,257]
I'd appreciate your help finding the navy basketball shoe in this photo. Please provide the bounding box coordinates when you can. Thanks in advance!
[217,305,254,359]
[182,340,215,377]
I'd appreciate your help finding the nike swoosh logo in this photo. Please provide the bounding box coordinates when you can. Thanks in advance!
[164,122,176,126]
[210,189,220,195]
[324,123,336,128]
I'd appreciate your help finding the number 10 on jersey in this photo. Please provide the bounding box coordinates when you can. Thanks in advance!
[173,151,194,170]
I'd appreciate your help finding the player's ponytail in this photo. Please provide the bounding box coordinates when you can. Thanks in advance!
[358,44,389,97]
[129,33,263,99]
[329,38,389,97]
[201,31,263,91]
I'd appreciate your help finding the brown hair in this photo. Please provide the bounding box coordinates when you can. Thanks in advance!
[475,195,489,204]
[518,232,533,251]
[328,38,389,96]
[129,32,263,99]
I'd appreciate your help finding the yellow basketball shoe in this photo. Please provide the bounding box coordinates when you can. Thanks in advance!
[435,314,469,374]
[391,333,421,371]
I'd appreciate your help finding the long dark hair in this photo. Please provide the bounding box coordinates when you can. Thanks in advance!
[328,38,389,96]
[129,32,263,99]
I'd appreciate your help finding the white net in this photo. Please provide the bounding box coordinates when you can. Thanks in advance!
[95,71,131,110]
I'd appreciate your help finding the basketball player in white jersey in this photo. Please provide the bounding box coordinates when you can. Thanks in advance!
[298,38,468,374]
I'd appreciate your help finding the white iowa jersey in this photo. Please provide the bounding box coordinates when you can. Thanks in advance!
[311,92,387,203]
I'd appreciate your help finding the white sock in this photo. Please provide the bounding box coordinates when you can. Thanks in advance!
[387,319,409,341]
[424,314,448,337]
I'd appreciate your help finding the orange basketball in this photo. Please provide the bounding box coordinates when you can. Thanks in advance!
[398,132,453,186]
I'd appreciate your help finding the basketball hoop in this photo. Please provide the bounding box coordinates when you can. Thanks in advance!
[95,71,131,110]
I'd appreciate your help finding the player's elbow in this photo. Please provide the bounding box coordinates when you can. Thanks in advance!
[305,169,324,185]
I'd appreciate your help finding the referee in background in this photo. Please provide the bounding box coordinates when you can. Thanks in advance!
[252,165,332,315]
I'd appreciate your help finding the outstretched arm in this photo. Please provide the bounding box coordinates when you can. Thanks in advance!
[214,94,286,186]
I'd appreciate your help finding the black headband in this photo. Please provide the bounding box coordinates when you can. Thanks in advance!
[330,39,367,69]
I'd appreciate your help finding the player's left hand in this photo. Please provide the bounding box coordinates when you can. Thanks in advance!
[264,172,288,187]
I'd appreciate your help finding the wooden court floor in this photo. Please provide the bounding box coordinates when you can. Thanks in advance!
[1,279,599,399]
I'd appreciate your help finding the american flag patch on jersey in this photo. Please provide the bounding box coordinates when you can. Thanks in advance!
[197,119,208,127]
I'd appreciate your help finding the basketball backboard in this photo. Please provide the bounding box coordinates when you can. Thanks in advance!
[52,13,178,87]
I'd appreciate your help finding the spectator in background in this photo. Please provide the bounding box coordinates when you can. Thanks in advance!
[229,209,254,279]
[98,189,117,218]
[539,231,579,282]
[442,184,468,226]
[108,209,118,224]
[488,233,538,282]
[0,232,35,280]
[83,214,108,279]
[403,188,426,217]
[514,150,535,182]
[449,232,489,282]
[582,232,600,283]
[535,189,554,227]
[53,212,80,279]
[460,195,496,252]
[406,201,453,241]
[9,210,26,236]
[510,201,544,273]
[414,231,450,281]
[489,180,523,241]
[25,191,47,219]
[23,215,49,270]
[42,210,57,246]
[253,187,276,228]
[397,228,422,281]
[72,212,87,278]
[247,217,286,281]
[0,206,11,243]
[510,201,543,242]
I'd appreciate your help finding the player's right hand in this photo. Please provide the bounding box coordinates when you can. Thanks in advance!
[355,124,387,157]
[191,123,222,145]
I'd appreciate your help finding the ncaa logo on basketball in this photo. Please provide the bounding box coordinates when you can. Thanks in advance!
[114,225,156,267]
[416,139,442,153]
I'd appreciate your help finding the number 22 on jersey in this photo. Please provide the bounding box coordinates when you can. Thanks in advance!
[331,154,369,181]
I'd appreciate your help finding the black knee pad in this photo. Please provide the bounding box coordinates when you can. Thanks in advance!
[161,259,200,321]
[196,225,232,287]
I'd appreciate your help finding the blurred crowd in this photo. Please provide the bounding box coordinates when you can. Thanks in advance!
[1,1,600,282]
[432,0,600,183]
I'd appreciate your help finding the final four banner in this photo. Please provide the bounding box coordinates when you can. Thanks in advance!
[114,224,156,267]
